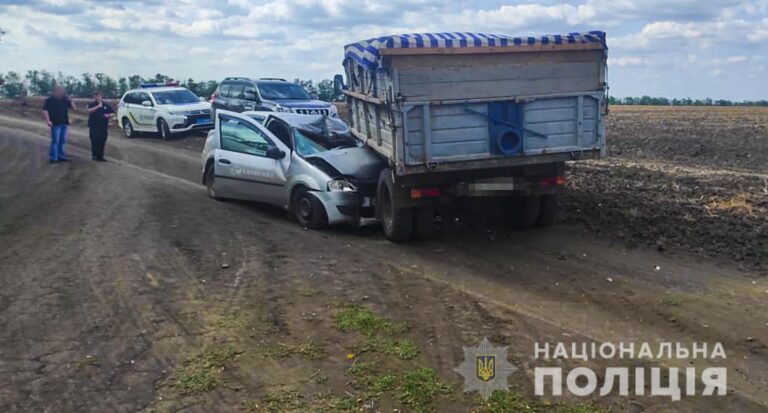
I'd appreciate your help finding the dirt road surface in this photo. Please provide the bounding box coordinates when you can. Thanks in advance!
[0,104,767,412]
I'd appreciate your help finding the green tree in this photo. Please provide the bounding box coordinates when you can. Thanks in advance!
[128,75,143,90]
[317,79,343,101]
[201,80,218,98]
[26,70,56,96]
[117,77,129,97]
[94,73,118,98]
[152,73,172,83]
[0,71,23,98]
[294,79,318,98]
[76,73,96,97]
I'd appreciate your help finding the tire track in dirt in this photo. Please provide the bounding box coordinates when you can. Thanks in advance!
[1,115,767,411]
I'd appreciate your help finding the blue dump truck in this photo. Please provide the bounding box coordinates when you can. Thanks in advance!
[335,31,608,242]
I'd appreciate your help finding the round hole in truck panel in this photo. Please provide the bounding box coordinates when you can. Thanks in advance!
[496,128,522,155]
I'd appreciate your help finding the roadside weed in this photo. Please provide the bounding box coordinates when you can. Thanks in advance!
[263,338,325,360]
[335,306,409,336]
[173,345,239,395]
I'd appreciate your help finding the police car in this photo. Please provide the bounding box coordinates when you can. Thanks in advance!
[117,83,213,139]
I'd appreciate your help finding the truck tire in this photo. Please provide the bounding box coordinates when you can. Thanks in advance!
[537,194,558,226]
[501,196,540,229]
[377,169,413,242]
[412,207,436,240]
[292,187,328,229]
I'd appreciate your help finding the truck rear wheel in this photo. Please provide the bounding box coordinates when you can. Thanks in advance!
[537,194,558,226]
[377,169,413,242]
[501,196,540,229]
[412,207,436,240]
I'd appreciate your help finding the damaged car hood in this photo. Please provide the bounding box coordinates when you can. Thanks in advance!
[305,147,386,181]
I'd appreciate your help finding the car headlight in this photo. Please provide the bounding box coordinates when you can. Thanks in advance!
[328,105,338,117]
[328,179,357,192]
[274,105,292,113]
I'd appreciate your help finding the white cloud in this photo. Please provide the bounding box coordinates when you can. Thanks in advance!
[609,57,650,67]
[0,0,766,99]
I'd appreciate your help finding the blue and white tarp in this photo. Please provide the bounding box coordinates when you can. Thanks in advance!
[345,31,607,71]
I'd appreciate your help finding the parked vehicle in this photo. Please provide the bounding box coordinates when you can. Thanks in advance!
[211,77,338,118]
[336,31,609,241]
[117,83,212,139]
[201,110,384,227]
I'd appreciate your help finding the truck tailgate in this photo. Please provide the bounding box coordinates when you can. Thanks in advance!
[402,92,604,167]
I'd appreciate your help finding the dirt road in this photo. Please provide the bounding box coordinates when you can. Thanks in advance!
[0,109,767,412]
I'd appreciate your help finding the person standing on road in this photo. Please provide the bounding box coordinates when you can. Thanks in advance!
[86,91,114,162]
[42,85,76,163]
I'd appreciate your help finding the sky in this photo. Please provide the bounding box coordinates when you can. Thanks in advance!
[0,0,766,100]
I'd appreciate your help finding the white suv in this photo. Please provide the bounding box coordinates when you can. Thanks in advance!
[117,83,213,139]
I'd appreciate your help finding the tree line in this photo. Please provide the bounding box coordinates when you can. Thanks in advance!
[0,70,343,102]
[608,95,768,107]
[2,70,763,106]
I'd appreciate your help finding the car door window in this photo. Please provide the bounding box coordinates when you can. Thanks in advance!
[230,82,245,100]
[219,83,232,98]
[266,120,293,150]
[137,92,151,105]
[220,115,273,157]
[243,84,258,101]
[124,93,137,104]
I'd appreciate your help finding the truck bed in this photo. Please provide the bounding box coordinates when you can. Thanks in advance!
[343,32,608,175]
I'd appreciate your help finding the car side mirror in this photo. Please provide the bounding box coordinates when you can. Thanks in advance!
[243,91,258,102]
[311,93,319,100]
[199,96,206,102]
[333,74,345,94]
[266,146,286,160]
[141,100,153,107]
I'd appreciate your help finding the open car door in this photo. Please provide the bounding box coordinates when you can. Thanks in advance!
[211,110,291,206]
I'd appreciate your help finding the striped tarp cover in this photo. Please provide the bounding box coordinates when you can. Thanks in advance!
[345,31,607,71]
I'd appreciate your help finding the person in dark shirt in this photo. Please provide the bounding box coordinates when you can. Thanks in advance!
[42,86,76,163]
[86,91,114,162]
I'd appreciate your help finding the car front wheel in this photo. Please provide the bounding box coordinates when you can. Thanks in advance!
[292,187,327,229]
[157,119,171,140]
[204,164,219,200]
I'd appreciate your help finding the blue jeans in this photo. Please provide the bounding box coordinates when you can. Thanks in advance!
[49,125,69,161]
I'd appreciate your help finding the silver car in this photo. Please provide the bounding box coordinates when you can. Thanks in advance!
[201,110,385,228]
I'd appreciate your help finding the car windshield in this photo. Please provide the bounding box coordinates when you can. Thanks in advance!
[293,128,357,157]
[257,83,311,100]
[247,114,266,124]
[152,89,200,105]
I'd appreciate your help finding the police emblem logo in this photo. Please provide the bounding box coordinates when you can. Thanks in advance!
[455,337,517,400]
[476,355,495,382]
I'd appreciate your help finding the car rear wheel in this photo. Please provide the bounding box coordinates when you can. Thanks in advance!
[292,187,328,229]
[157,119,171,140]
[377,168,413,242]
[123,118,135,138]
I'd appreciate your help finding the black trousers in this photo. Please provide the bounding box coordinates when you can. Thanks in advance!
[89,128,108,160]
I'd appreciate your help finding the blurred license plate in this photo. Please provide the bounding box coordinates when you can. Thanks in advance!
[196,117,211,124]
